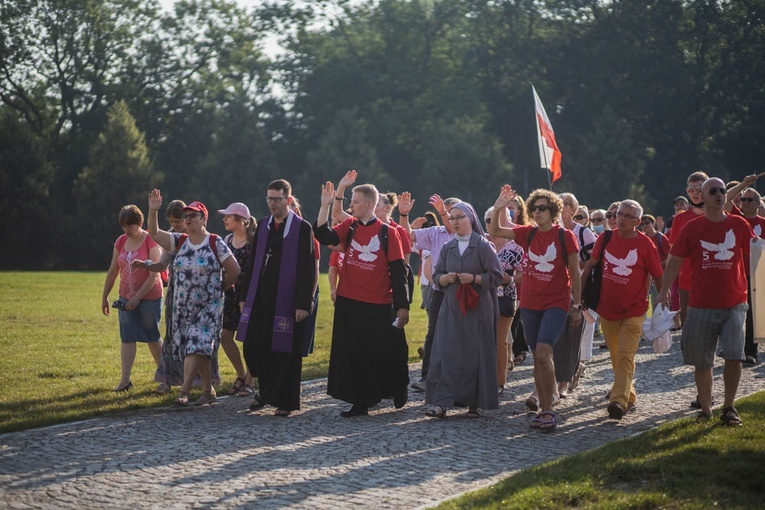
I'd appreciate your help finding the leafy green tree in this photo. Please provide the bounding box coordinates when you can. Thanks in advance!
[0,108,54,268]
[73,100,162,268]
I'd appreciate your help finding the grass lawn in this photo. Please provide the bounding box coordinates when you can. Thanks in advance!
[0,271,428,433]
[439,391,765,509]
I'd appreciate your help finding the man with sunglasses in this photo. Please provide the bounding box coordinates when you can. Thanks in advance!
[668,172,709,326]
[658,178,755,426]
[722,174,765,366]
[581,200,664,420]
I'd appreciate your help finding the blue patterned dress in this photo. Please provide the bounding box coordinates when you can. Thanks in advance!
[169,233,232,361]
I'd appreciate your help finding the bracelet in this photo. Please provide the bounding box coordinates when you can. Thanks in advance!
[400,213,408,217]
[334,196,345,201]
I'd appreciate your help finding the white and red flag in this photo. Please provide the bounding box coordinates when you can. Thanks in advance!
[532,85,562,183]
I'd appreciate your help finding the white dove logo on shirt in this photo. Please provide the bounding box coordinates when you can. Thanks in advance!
[604,248,638,276]
[700,229,736,261]
[528,242,557,273]
[754,224,762,238]
[351,235,380,262]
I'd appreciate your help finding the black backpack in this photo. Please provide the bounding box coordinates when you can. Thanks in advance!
[582,230,614,311]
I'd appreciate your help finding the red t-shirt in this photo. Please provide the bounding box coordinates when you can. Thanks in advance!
[513,225,579,312]
[333,217,404,305]
[389,220,412,256]
[670,214,754,309]
[648,232,671,263]
[593,231,663,321]
[329,250,344,269]
[668,208,705,291]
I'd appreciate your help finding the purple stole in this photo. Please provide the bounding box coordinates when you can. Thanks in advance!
[236,211,300,353]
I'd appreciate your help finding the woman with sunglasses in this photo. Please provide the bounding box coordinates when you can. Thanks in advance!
[490,186,582,431]
[147,190,241,406]
[574,206,590,228]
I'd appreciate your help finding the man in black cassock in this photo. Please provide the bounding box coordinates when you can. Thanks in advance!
[313,178,410,417]
[238,179,316,416]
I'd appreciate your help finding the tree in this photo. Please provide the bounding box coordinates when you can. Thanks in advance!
[73,100,162,268]
[0,108,54,268]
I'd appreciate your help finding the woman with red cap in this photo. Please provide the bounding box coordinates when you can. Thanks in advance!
[147,190,241,406]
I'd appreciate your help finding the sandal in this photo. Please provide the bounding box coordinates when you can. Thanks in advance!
[425,405,447,418]
[274,408,292,417]
[174,392,190,407]
[525,395,539,412]
[466,408,479,418]
[238,384,256,397]
[248,395,266,411]
[228,376,246,395]
[696,411,713,423]
[537,411,556,431]
[720,406,742,427]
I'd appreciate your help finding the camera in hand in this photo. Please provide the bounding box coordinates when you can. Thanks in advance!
[112,300,126,311]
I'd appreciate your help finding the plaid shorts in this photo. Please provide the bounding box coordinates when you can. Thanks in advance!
[681,303,747,370]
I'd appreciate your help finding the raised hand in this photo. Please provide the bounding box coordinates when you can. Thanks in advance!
[338,170,358,190]
[398,192,414,215]
[429,194,446,215]
[411,217,427,229]
[321,181,336,206]
[149,189,163,212]
[493,185,517,209]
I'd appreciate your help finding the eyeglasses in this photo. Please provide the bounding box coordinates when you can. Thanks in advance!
[449,215,468,222]
[182,213,200,220]
[266,196,286,203]
[573,214,586,221]
[708,187,726,196]
[686,185,703,193]
[529,204,550,213]
[605,212,615,219]
[616,211,640,220]
[740,197,758,203]
[590,217,604,223]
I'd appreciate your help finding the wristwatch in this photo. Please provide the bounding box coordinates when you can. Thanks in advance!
[144,259,153,268]
[570,304,582,311]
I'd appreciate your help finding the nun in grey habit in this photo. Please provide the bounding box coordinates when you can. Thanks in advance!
[425,202,503,418]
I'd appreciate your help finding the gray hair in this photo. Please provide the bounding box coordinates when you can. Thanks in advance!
[619,199,644,219]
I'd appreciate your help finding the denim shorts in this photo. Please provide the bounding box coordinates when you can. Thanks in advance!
[118,297,162,343]
[520,307,569,350]
[681,303,747,370]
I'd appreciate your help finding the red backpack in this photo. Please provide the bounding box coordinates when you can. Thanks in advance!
[176,233,222,267]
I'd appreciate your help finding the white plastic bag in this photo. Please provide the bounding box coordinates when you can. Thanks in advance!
[653,329,672,353]
[642,303,678,354]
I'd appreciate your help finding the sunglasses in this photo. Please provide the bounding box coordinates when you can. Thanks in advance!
[573,214,586,221]
[266,197,286,203]
[590,217,604,223]
[529,204,550,213]
[740,197,758,203]
[686,185,703,193]
[708,187,726,196]
[605,212,616,219]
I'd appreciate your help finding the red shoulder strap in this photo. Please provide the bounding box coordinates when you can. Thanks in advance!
[115,234,128,252]
[177,234,188,251]
[209,233,222,267]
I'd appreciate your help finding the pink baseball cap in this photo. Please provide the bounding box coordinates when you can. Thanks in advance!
[183,201,208,219]
[217,202,251,218]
